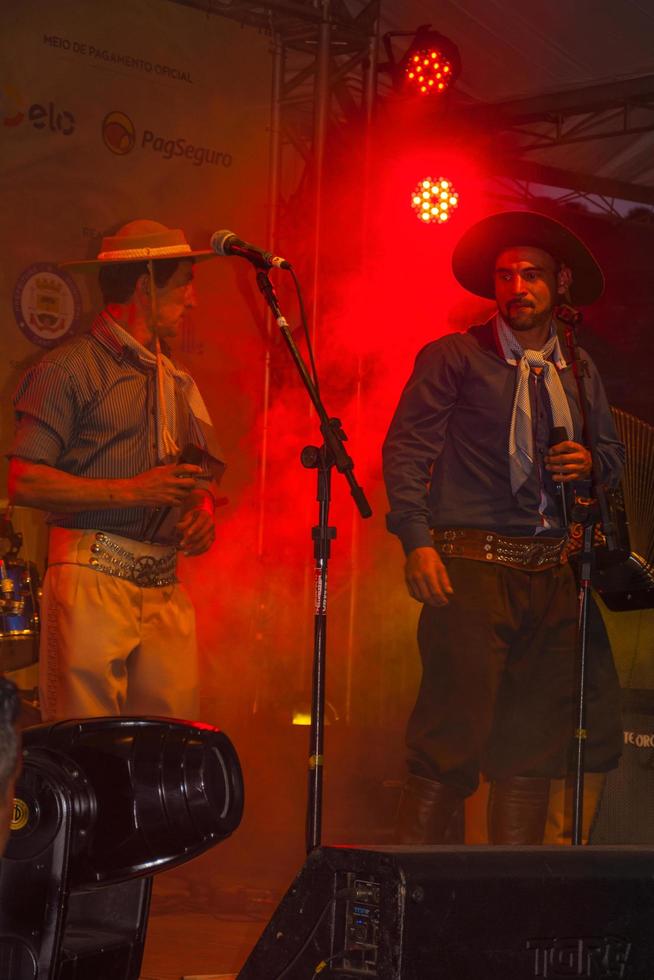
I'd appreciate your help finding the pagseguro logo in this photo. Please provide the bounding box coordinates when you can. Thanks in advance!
[99,107,232,168]
[102,110,136,155]
[141,129,232,167]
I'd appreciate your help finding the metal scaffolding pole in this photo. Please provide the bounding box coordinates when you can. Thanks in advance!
[249,0,382,568]
[344,8,380,725]
[256,29,285,559]
[170,0,382,726]
[310,0,332,353]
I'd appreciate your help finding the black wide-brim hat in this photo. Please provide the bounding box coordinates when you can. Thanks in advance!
[452,210,604,305]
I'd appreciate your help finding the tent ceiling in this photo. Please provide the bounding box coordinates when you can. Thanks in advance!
[170,0,654,204]
[381,0,654,104]
[381,0,654,202]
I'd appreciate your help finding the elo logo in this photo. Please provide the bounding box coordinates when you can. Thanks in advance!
[28,101,75,135]
[102,110,136,155]
[1,84,75,135]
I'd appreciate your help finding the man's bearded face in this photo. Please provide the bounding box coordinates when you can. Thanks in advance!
[494,246,567,332]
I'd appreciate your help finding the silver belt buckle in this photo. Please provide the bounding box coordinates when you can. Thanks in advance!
[88,533,176,587]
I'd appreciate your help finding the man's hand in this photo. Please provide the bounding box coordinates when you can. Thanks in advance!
[405,546,454,607]
[7,457,205,514]
[545,441,592,483]
[175,507,215,556]
[129,463,203,506]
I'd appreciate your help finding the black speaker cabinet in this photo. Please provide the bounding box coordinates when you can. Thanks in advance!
[238,845,654,979]
[591,688,654,844]
[0,717,243,979]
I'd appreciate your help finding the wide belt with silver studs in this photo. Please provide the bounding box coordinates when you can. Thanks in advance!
[89,532,177,587]
[431,528,567,571]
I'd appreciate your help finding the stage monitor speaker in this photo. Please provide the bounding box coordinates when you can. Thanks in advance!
[591,688,654,844]
[0,716,243,980]
[238,844,654,979]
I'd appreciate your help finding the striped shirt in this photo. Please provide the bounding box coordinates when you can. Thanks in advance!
[9,317,222,544]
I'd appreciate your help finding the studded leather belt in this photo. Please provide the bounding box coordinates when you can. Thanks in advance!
[48,527,178,587]
[431,528,567,571]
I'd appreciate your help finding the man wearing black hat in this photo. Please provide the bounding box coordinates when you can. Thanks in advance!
[382,211,624,844]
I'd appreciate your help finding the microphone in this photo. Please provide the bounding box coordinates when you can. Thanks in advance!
[210,229,291,270]
[549,426,569,527]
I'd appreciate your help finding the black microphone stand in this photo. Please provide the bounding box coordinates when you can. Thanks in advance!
[255,270,372,854]
[555,304,617,846]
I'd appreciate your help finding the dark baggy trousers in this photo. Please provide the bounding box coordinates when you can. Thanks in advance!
[406,557,621,798]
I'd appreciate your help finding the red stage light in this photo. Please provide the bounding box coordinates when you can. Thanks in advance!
[403,46,456,96]
[382,26,461,99]
[411,177,460,225]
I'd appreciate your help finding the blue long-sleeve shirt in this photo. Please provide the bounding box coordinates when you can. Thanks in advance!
[382,319,625,555]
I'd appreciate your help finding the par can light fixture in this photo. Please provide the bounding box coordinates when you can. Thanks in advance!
[382,25,461,97]
[411,176,460,224]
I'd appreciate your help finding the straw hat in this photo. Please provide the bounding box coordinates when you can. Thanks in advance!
[61,219,216,270]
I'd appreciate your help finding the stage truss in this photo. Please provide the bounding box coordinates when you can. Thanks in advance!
[168,1,654,225]
[165,0,654,726]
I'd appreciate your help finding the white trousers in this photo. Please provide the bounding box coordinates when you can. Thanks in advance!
[39,528,199,722]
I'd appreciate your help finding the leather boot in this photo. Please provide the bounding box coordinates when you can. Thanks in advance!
[487,776,550,845]
[394,774,464,844]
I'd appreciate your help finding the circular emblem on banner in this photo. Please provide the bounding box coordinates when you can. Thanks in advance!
[13,262,82,348]
[102,109,136,155]
[11,797,29,832]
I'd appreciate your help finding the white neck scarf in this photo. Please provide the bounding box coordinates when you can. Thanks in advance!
[496,315,574,495]
[98,313,220,468]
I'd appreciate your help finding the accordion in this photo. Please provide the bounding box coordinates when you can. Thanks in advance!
[567,408,654,611]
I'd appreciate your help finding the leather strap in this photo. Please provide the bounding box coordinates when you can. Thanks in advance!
[432,528,567,571]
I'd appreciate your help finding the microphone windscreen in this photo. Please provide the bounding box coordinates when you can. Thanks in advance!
[209,229,235,256]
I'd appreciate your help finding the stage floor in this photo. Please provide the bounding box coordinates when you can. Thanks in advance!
[139,867,279,980]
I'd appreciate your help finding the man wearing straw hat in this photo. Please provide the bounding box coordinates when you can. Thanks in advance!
[383,211,624,844]
[7,220,225,723]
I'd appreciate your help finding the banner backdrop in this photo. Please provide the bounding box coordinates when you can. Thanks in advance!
[1,0,273,511]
